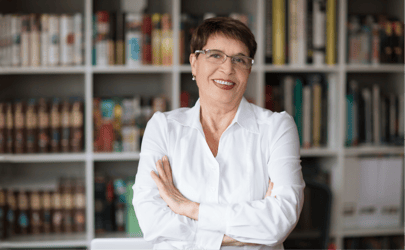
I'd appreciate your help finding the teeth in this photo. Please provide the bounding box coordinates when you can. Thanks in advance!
[214,80,234,86]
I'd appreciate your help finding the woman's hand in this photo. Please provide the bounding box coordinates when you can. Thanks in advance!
[150,156,195,217]
[222,235,261,247]
[264,180,276,199]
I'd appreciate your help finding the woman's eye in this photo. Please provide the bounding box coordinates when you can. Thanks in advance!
[209,53,222,59]
[234,57,246,64]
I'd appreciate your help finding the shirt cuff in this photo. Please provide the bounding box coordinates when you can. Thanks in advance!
[198,203,228,233]
[194,229,224,250]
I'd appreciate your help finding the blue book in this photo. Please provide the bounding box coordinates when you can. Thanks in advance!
[294,78,303,146]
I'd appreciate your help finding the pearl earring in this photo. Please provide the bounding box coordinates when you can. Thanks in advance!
[192,75,196,81]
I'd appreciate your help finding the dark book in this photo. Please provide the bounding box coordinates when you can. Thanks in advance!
[392,21,404,63]
[94,174,106,233]
[29,190,42,234]
[104,179,115,232]
[108,12,116,65]
[0,103,5,153]
[13,100,25,154]
[6,190,17,237]
[113,178,126,232]
[142,14,152,65]
[0,189,6,239]
[16,190,30,235]
[115,12,126,65]
[73,178,86,232]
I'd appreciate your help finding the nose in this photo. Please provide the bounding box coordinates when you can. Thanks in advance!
[219,56,235,74]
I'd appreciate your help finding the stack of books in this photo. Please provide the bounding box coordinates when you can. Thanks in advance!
[0,13,83,67]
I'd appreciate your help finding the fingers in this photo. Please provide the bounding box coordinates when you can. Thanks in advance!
[162,156,173,183]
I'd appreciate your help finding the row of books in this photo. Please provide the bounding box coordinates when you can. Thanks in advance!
[180,12,255,65]
[265,0,337,65]
[94,174,141,236]
[93,96,167,153]
[343,157,403,229]
[0,13,83,67]
[0,177,86,239]
[344,235,404,249]
[265,74,333,148]
[93,12,172,67]
[0,97,84,154]
[346,81,404,147]
[347,14,404,64]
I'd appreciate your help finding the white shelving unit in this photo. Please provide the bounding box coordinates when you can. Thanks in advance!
[0,0,403,249]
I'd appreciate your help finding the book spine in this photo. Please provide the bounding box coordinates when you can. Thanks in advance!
[313,0,326,65]
[17,190,30,235]
[302,84,312,148]
[30,14,40,67]
[37,98,50,153]
[297,0,307,65]
[0,189,6,239]
[92,14,97,66]
[62,178,74,233]
[50,98,61,153]
[11,15,21,67]
[0,103,5,153]
[126,13,142,67]
[41,14,49,66]
[29,191,42,234]
[94,175,106,233]
[371,23,380,65]
[6,103,13,153]
[48,15,60,66]
[6,190,17,237]
[362,88,372,144]
[41,191,52,234]
[96,11,109,67]
[326,0,335,65]
[372,84,380,145]
[0,15,3,66]
[283,76,294,117]
[152,13,162,65]
[73,13,83,65]
[70,97,83,152]
[60,14,74,66]
[14,100,25,154]
[115,12,125,65]
[273,0,285,65]
[382,21,393,63]
[26,98,38,153]
[112,98,123,152]
[349,80,359,146]
[107,13,115,66]
[392,21,404,63]
[21,15,30,67]
[294,78,303,146]
[398,93,404,140]
[5,15,12,66]
[73,178,86,232]
[60,99,70,152]
[265,0,273,63]
[312,77,322,147]
[389,93,396,142]
[52,187,63,233]
[104,179,115,232]
[161,14,173,66]
[142,14,152,64]
[288,0,298,65]
[346,93,353,146]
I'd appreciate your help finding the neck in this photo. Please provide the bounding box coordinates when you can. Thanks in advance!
[199,98,240,133]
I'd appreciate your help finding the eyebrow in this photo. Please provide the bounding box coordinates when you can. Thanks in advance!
[210,49,248,57]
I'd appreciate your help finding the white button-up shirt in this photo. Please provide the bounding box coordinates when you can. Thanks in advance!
[133,97,305,250]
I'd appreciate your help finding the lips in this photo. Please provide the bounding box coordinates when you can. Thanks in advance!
[213,79,235,90]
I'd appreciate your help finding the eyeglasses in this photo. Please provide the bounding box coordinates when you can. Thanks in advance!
[194,49,254,70]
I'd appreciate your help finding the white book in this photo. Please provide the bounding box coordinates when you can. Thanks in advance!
[342,157,361,229]
[41,14,49,66]
[73,13,82,66]
[21,15,30,67]
[96,12,109,66]
[126,13,142,67]
[327,74,337,148]
[357,158,379,228]
[302,85,312,148]
[48,14,60,66]
[11,15,21,67]
[372,84,380,145]
[30,14,41,67]
[362,88,373,144]
[288,0,298,65]
[377,157,403,227]
[313,0,326,66]
[60,14,73,66]
[398,93,404,139]
[283,76,295,117]
[296,0,306,65]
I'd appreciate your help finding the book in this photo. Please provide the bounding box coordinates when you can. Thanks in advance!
[273,0,285,65]
[70,97,83,152]
[294,78,303,146]
[37,98,50,153]
[312,0,326,65]
[73,13,83,65]
[126,13,142,67]
[30,14,40,67]
[60,99,70,152]
[40,14,49,66]
[310,74,322,147]
[142,14,152,65]
[0,189,7,239]
[94,174,106,233]
[48,14,60,66]
[288,0,298,65]
[112,97,123,152]
[361,88,372,144]
[326,0,336,65]
[302,84,312,148]
[115,12,126,65]
[342,157,360,229]
[11,14,21,67]
[392,21,404,63]
[161,14,173,66]
[13,100,25,154]
[0,103,5,153]
[92,14,97,66]
[152,13,162,65]
[60,14,74,66]
[372,84,380,145]
[50,98,61,153]
[96,11,109,66]
[21,15,30,67]
[283,75,295,117]
[265,0,273,63]
[296,0,307,65]
[25,98,38,153]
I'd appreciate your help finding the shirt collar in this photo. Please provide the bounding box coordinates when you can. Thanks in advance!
[169,96,259,135]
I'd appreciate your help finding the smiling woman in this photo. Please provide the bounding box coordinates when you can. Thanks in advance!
[132,17,305,250]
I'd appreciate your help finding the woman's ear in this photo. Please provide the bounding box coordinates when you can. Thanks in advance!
[189,53,197,76]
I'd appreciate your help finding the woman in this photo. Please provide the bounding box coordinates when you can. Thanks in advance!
[133,17,305,249]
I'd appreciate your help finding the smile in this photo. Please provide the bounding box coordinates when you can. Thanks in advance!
[213,80,235,86]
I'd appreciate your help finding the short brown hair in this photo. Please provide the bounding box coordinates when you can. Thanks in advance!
[190,17,257,59]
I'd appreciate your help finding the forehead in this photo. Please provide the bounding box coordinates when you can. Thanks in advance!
[203,34,249,55]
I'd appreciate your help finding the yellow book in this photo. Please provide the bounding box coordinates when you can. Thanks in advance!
[326,0,336,65]
[161,13,173,66]
[273,0,285,65]
[152,13,162,65]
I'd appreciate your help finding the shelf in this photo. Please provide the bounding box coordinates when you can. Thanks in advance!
[263,65,340,73]
[344,146,404,156]
[0,232,88,248]
[92,65,173,73]
[341,227,404,237]
[0,153,87,163]
[301,148,338,157]
[0,66,86,75]
[95,232,143,238]
[345,64,405,73]
[93,152,140,161]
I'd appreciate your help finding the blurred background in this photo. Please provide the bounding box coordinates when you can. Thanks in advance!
[0,0,403,249]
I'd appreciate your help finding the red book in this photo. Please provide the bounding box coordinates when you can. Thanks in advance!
[142,14,152,64]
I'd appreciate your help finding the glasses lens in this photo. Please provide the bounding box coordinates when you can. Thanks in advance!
[232,56,252,69]
[206,50,226,63]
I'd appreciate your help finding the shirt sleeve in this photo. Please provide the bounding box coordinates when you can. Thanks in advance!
[132,112,225,249]
[198,112,305,246]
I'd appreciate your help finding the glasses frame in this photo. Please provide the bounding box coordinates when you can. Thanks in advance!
[194,49,254,69]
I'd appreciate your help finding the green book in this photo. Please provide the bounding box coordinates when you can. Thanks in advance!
[125,177,143,237]
[294,78,303,146]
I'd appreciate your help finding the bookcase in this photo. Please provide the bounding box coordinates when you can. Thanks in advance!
[0,0,403,249]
